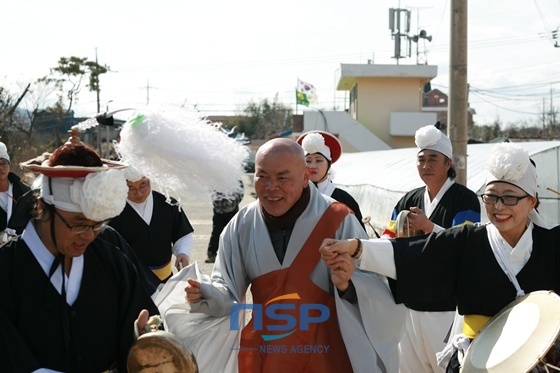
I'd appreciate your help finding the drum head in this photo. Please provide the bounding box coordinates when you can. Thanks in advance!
[462,291,560,372]
[128,330,198,373]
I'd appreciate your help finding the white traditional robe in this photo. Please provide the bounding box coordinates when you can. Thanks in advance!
[157,185,406,372]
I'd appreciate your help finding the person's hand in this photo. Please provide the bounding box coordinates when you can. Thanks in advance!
[408,207,435,233]
[185,278,203,303]
[327,254,355,292]
[319,238,356,260]
[135,309,150,338]
[134,310,164,339]
[175,253,190,270]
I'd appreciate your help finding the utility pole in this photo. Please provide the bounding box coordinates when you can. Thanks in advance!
[448,0,468,185]
[95,47,102,154]
[143,78,157,105]
[550,86,557,133]
[543,97,547,137]
[146,78,150,105]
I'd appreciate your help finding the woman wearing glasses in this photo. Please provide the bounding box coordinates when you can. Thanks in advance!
[320,142,560,373]
[0,129,158,372]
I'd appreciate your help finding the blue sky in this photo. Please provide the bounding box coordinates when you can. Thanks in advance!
[2,0,559,127]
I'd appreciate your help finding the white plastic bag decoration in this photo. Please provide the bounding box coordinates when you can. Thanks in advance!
[117,106,248,203]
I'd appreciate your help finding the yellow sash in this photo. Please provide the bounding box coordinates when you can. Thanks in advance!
[151,261,173,281]
[463,314,492,339]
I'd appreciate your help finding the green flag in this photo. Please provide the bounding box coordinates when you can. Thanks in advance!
[296,89,310,106]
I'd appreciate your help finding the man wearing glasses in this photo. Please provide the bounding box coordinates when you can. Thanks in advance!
[0,141,30,237]
[0,131,158,372]
[109,168,194,287]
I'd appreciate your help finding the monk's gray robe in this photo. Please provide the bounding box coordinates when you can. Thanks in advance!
[159,185,406,372]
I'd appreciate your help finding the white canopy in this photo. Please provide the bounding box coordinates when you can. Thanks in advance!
[332,141,560,234]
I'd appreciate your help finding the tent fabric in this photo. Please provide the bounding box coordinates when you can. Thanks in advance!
[331,141,560,235]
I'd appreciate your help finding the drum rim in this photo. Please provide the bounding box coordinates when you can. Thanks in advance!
[462,290,560,373]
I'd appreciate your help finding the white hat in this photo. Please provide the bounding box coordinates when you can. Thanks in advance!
[39,170,129,222]
[296,131,342,163]
[22,128,129,221]
[485,142,537,197]
[485,142,550,228]
[0,142,10,162]
[415,125,453,159]
[123,163,145,183]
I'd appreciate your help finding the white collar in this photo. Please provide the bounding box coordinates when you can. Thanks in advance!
[0,183,13,219]
[316,178,336,197]
[127,192,154,224]
[22,221,83,305]
[487,221,533,277]
[423,178,454,218]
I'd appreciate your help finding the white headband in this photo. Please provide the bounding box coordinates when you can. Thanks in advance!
[415,125,453,159]
[40,169,129,221]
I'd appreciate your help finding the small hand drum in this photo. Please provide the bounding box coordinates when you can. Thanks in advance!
[461,291,560,372]
[128,330,199,373]
[395,210,424,238]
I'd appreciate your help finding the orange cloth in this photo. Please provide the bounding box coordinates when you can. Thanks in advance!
[238,203,353,373]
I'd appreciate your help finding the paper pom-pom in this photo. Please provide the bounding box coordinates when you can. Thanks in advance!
[486,143,529,182]
[301,133,326,154]
[415,126,442,149]
[74,169,128,221]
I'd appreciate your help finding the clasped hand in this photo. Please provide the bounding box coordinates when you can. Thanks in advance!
[319,238,358,292]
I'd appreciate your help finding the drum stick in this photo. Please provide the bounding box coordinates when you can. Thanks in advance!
[362,216,381,238]
[546,187,560,196]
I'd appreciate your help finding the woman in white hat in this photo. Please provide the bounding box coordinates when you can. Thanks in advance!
[0,129,159,372]
[320,142,560,372]
[0,141,30,236]
[297,130,365,230]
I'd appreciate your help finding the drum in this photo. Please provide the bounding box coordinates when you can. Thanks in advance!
[394,210,423,237]
[461,291,560,373]
[128,330,199,373]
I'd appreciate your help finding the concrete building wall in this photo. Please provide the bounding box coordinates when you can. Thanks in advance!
[355,77,426,148]
[337,63,437,150]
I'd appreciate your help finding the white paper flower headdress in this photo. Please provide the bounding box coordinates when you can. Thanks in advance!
[415,124,452,159]
[486,142,529,182]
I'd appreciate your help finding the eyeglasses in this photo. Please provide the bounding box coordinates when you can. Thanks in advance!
[481,194,530,206]
[53,208,110,234]
[0,160,10,168]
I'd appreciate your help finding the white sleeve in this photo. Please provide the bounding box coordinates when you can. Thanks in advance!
[356,239,397,279]
[171,232,194,257]
[432,223,445,234]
